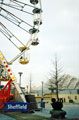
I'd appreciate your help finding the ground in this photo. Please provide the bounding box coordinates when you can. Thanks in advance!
[0,103,79,120]
[1,112,79,120]
[4,112,49,120]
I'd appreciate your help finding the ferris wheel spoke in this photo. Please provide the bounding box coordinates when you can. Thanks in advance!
[10,0,36,8]
[0,7,33,33]
[0,1,33,15]
[0,27,19,49]
[0,22,26,49]
[0,14,29,33]
[0,7,33,27]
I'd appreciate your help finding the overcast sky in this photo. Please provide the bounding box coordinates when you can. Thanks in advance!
[0,0,79,88]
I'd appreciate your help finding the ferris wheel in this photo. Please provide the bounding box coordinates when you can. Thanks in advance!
[0,0,42,65]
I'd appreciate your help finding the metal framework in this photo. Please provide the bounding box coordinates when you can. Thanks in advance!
[58,74,79,90]
[0,0,42,64]
[0,0,42,103]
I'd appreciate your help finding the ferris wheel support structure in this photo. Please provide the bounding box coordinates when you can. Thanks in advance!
[0,50,26,102]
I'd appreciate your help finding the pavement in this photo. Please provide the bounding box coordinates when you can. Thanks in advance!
[34,103,79,119]
[0,103,79,120]
[63,104,79,119]
[0,113,16,120]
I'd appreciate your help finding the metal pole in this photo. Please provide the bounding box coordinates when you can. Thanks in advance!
[26,85,28,94]
[29,72,32,94]
[0,80,1,85]
[42,81,44,97]
[18,72,23,87]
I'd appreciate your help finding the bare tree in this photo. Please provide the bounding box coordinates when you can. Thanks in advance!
[47,55,63,101]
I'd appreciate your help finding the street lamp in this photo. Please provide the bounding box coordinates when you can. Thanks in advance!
[42,81,44,97]
[18,72,23,87]
[26,85,28,94]
[29,72,32,94]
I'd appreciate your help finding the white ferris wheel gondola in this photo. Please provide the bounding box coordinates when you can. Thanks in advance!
[18,46,30,64]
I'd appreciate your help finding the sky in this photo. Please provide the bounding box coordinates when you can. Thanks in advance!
[0,0,79,89]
